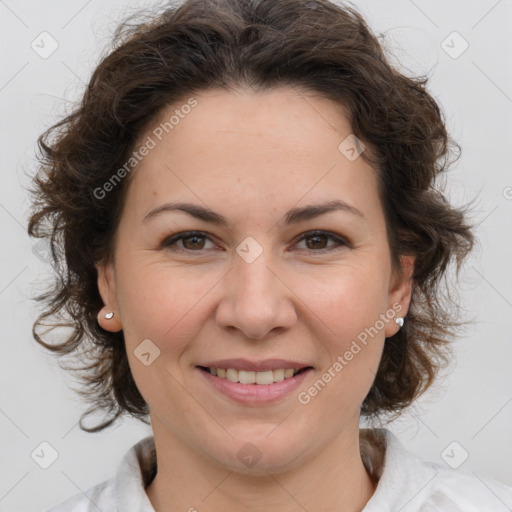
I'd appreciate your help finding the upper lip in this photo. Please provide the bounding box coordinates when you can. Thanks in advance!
[197,358,313,372]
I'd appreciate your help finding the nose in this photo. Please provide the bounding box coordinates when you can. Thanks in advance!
[215,251,297,340]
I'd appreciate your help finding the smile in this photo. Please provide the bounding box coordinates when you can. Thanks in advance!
[196,365,313,405]
[198,366,309,384]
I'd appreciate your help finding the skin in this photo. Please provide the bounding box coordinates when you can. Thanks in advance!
[96,86,414,512]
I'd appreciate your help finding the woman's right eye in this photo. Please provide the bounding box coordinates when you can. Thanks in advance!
[161,231,216,251]
[160,229,349,255]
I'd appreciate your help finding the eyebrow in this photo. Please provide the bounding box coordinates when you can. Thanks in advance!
[143,199,364,226]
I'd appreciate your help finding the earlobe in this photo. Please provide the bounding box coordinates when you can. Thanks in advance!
[97,307,123,332]
[385,255,415,338]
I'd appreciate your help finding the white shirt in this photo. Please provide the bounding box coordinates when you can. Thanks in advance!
[44,428,512,511]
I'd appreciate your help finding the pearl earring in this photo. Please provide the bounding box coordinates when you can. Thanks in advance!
[105,312,114,319]
[395,317,404,327]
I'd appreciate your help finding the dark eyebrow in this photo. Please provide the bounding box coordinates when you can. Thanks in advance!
[143,199,364,226]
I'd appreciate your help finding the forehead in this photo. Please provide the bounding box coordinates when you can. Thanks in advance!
[123,87,381,225]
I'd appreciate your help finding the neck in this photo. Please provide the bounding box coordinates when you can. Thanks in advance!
[146,419,378,512]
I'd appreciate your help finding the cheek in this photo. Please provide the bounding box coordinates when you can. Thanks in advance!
[295,272,387,416]
[115,262,218,410]
[301,260,391,335]
[115,260,222,348]
[115,243,391,356]
[298,263,389,388]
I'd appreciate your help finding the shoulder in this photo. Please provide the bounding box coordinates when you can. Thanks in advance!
[43,478,115,512]
[42,435,156,512]
[362,428,512,512]
[421,462,512,511]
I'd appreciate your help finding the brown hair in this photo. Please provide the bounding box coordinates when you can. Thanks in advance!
[27,0,474,432]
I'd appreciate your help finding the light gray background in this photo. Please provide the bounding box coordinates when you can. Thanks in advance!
[1,0,511,510]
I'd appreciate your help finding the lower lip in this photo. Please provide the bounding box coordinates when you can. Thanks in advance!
[196,367,313,405]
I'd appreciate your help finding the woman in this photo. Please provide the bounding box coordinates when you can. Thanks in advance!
[28,0,512,510]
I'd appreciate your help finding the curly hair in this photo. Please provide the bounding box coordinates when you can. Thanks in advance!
[27,0,474,432]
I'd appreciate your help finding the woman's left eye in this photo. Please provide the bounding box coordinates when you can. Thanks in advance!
[161,230,348,253]
[293,231,347,252]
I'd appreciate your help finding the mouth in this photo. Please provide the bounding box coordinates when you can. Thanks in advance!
[195,364,314,405]
[197,365,312,385]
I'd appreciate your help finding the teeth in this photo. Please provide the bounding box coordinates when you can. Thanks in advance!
[206,367,303,384]
[226,368,238,383]
[239,370,256,384]
[272,369,285,382]
[284,368,295,379]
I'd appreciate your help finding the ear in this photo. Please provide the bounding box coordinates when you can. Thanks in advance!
[384,255,415,338]
[96,262,123,332]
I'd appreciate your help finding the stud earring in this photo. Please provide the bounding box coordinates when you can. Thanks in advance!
[395,317,404,327]
[105,312,114,319]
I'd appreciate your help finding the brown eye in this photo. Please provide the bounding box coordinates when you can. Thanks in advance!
[161,231,215,251]
[181,234,206,250]
[305,234,329,249]
[160,230,348,254]
[294,231,348,252]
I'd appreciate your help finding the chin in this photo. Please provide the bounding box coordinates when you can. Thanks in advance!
[205,431,309,476]
[222,450,305,477]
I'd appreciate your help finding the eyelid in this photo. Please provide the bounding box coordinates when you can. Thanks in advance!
[293,230,349,251]
[160,229,350,253]
[159,230,218,251]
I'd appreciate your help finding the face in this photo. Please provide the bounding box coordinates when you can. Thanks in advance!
[97,86,413,475]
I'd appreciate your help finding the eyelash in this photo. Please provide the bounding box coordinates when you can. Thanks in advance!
[160,230,349,254]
